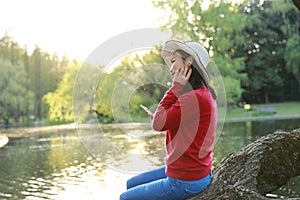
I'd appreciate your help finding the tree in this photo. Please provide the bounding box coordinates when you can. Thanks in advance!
[0,59,33,124]
[0,33,69,124]
[239,0,299,103]
[45,50,166,123]
[188,129,300,200]
[128,50,170,119]
[284,4,300,91]
[92,49,170,122]
[44,60,82,122]
[29,46,68,120]
[0,33,25,64]
[285,35,300,90]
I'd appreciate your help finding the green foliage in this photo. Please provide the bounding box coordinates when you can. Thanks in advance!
[222,76,243,106]
[28,47,68,119]
[0,34,25,64]
[239,0,300,103]
[94,49,169,122]
[0,59,34,122]
[44,60,83,122]
[72,62,101,123]
[285,34,300,85]
[0,33,69,124]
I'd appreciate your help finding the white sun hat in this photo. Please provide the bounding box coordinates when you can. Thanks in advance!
[161,40,210,86]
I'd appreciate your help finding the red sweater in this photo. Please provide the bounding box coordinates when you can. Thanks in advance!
[152,81,217,180]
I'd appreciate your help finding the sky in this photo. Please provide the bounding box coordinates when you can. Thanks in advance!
[0,0,169,61]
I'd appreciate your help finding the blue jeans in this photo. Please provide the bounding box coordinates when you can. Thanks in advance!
[120,166,211,200]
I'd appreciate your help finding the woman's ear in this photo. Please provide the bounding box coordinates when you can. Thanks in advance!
[186,56,193,68]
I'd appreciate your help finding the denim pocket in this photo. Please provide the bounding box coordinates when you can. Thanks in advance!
[163,176,211,200]
[184,181,210,194]
[176,173,212,196]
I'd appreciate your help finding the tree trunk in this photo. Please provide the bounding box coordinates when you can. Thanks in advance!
[264,89,269,104]
[188,129,300,200]
[292,0,300,11]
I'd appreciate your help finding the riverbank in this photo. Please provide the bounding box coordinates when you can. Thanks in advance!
[1,114,300,139]
[1,123,77,138]
[225,114,300,122]
[0,122,151,138]
[1,102,299,139]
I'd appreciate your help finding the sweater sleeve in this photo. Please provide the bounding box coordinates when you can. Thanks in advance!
[152,82,199,131]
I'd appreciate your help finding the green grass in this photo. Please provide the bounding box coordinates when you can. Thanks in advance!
[226,101,300,118]
[267,102,300,115]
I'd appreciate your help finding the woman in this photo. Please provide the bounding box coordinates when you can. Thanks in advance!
[120,40,217,200]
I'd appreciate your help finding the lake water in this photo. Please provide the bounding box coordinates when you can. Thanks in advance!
[0,118,299,200]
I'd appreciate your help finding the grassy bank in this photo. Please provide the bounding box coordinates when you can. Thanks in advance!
[226,101,300,118]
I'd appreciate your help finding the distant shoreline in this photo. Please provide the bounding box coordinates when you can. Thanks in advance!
[1,123,77,138]
[223,114,300,122]
[1,114,300,140]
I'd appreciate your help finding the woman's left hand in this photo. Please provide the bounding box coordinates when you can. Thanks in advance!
[146,111,153,120]
[173,66,192,85]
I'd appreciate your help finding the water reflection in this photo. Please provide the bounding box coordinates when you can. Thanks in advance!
[77,125,165,173]
[0,132,131,200]
[0,118,299,199]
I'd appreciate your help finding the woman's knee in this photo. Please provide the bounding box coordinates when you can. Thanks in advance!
[126,177,137,189]
[119,193,126,200]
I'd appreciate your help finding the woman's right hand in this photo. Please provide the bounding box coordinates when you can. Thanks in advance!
[173,66,192,85]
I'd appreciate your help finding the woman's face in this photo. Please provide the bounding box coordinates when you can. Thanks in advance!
[169,53,192,79]
[169,53,185,78]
